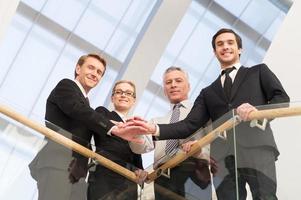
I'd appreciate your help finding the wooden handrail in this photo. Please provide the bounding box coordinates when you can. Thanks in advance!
[147,106,301,182]
[1,103,301,184]
[0,104,137,182]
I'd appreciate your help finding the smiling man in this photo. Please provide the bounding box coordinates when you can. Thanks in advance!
[132,28,290,200]
[29,54,147,200]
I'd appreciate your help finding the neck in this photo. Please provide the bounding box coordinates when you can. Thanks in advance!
[116,109,128,116]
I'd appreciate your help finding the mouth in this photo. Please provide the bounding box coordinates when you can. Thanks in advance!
[119,100,129,103]
[222,51,232,56]
[170,91,180,95]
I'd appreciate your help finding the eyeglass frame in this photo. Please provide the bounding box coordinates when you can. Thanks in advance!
[113,89,136,98]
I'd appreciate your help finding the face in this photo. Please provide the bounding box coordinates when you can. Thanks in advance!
[75,56,105,93]
[214,32,242,69]
[111,83,136,113]
[163,70,190,104]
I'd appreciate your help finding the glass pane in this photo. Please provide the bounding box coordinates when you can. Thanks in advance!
[143,110,237,199]
[240,0,280,34]
[0,106,144,199]
[214,0,251,17]
[0,24,66,114]
[234,102,300,199]
[41,0,90,30]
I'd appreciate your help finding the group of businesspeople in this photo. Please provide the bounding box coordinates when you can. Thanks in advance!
[28,28,289,200]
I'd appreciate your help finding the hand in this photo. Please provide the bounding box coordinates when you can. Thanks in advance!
[68,158,88,184]
[125,116,147,123]
[127,119,157,134]
[111,123,150,144]
[236,103,257,121]
[134,169,148,185]
[181,140,197,153]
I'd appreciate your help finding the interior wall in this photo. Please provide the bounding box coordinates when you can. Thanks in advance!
[264,1,301,199]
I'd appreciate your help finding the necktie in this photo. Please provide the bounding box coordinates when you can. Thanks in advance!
[165,103,181,155]
[222,67,235,100]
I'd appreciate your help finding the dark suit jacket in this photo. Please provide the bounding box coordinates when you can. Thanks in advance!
[91,106,143,171]
[158,64,289,160]
[87,107,142,199]
[29,79,115,172]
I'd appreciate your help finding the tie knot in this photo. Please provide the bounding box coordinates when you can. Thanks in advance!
[222,66,235,76]
[173,103,182,110]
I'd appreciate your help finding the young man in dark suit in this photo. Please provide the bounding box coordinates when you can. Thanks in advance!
[29,54,146,200]
[133,28,289,200]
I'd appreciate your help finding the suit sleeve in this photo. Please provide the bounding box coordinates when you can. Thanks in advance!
[51,79,114,133]
[259,64,290,104]
[158,90,210,140]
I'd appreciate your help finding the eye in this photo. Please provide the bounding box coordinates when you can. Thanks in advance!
[125,91,134,96]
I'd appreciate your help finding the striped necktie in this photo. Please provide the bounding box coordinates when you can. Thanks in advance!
[165,103,181,155]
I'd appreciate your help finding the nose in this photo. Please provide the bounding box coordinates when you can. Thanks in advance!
[171,80,177,87]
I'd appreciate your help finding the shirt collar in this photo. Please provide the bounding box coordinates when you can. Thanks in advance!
[170,99,190,110]
[220,62,241,74]
[74,79,88,98]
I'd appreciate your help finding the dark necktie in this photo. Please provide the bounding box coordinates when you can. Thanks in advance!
[165,103,181,155]
[222,67,235,100]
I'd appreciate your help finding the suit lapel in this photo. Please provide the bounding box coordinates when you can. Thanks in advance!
[71,80,90,106]
[230,66,248,101]
[111,111,123,122]
[212,76,228,102]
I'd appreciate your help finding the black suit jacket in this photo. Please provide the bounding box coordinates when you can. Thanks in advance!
[158,64,289,160]
[29,79,115,171]
[86,107,142,199]
[90,106,143,170]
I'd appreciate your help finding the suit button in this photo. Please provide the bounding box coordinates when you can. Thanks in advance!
[228,103,232,108]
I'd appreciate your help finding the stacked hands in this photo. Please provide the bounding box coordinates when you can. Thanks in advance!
[68,103,256,184]
[110,102,257,143]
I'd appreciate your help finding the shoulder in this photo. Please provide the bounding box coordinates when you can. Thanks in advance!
[95,106,109,113]
[54,78,77,91]
[57,78,74,86]
[248,63,269,71]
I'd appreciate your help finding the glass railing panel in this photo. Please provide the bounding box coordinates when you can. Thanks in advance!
[0,109,144,200]
[233,101,300,199]
[143,110,238,200]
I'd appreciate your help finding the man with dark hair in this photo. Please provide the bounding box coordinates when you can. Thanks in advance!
[29,53,146,200]
[133,28,289,200]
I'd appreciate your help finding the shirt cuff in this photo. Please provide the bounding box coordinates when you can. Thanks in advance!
[107,125,116,136]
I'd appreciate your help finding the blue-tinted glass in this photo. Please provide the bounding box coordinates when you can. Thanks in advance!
[214,0,251,17]
[105,0,156,61]
[21,0,47,11]
[41,0,89,30]
[0,24,65,115]
[0,13,32,84]
[74,0,131,50]
[240,0,280,34]
[264,11,285,41]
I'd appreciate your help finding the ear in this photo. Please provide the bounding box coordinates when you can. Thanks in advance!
[238,48,243,55]
[75,64,81,78]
